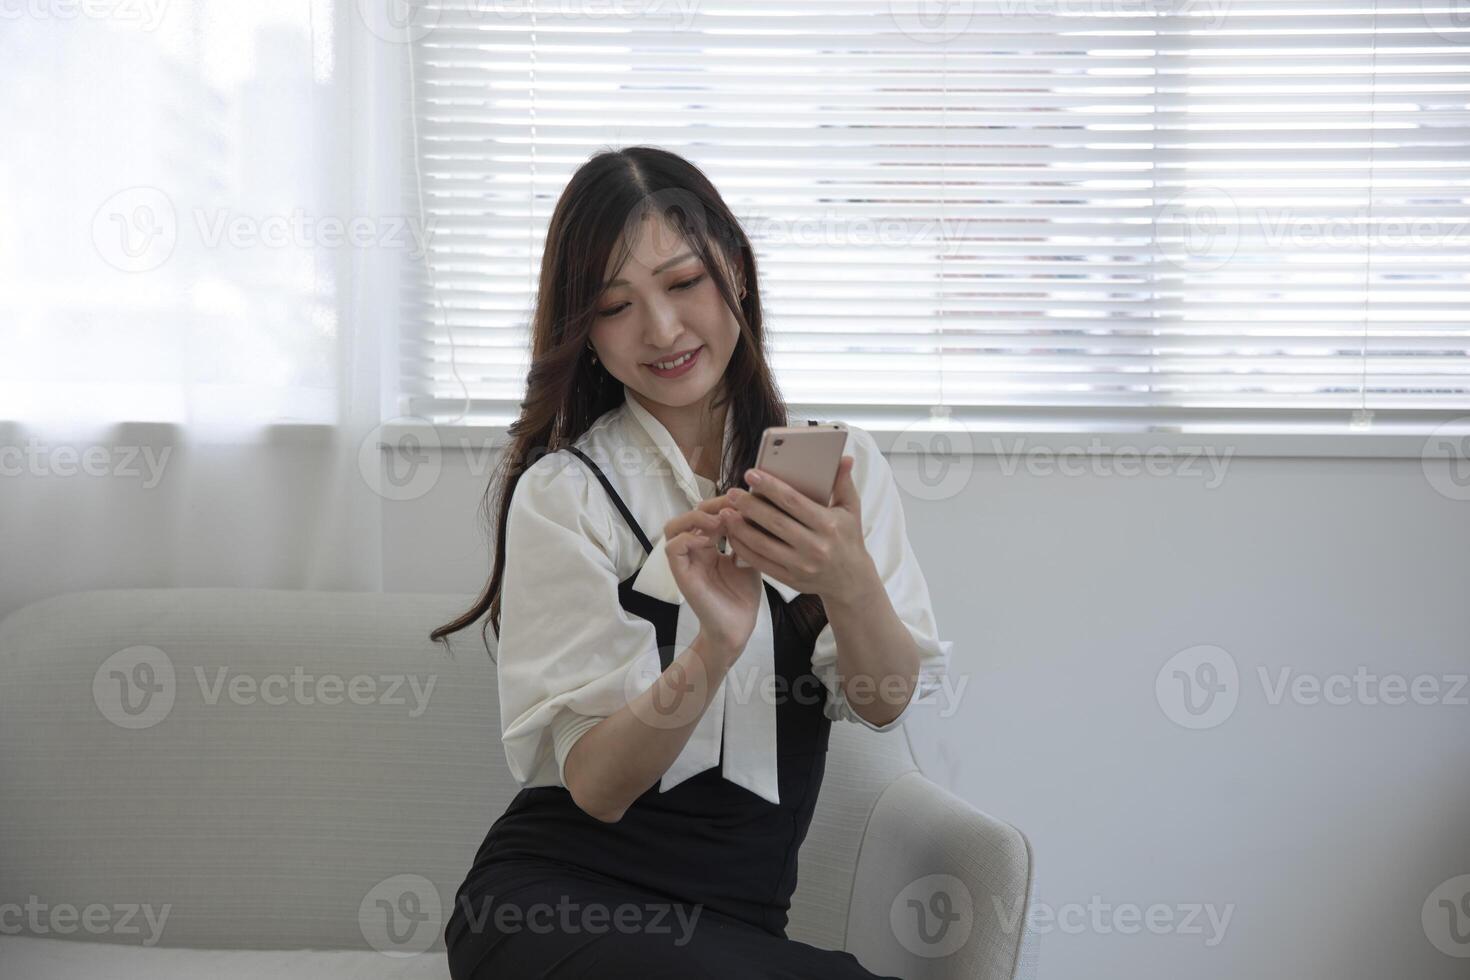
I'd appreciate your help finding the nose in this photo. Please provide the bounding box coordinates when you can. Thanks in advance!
[643,293,684,349]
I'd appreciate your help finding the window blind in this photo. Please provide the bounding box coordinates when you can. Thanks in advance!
[398,0,1469,432]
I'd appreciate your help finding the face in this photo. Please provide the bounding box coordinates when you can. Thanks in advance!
[588,212,744,412]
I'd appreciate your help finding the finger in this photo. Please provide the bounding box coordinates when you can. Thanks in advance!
[745,470,826,530]
[668,528,709,559]
[674,511,723,535]
[665,509,724,540]
[829,455,860,511]
[697,493,734,514]
[729,490,820,554]
[728,533,796,584]
[722,509,801,569]
[691,511,725,534]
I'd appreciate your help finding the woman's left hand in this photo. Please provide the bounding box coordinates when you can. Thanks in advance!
[717,455,877,606]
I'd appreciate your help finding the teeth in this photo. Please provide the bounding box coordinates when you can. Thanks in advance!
[652,350,695,370]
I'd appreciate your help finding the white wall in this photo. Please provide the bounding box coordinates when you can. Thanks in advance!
[386,443,1470,980]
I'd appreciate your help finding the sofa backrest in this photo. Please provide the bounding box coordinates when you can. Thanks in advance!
[0,588,918,954]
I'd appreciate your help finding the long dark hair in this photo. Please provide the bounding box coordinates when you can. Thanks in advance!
[430,146,829,662]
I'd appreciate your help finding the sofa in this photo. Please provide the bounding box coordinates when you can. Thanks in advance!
[0,588,1038,978]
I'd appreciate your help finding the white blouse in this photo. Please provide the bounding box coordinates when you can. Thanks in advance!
[495,383,952,806]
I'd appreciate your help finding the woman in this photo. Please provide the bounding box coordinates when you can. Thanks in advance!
[431,146,950,978]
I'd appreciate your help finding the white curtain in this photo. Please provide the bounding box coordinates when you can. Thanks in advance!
[0,1,407,621]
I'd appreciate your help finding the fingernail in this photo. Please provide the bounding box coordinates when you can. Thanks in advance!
[728,487,745,498]
[745,470,762,484]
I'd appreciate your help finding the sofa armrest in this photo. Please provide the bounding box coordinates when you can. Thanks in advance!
[843,771,1039,980]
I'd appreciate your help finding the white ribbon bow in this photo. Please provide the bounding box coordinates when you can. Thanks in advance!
[629,533,801,806]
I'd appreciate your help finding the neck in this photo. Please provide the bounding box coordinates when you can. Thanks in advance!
[630,388,726,484]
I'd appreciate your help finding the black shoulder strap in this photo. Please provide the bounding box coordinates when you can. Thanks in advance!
[565,446,655,556]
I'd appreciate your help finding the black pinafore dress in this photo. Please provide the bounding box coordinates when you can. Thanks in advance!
[445,443,901,980]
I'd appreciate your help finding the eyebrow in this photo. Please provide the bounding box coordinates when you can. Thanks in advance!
[602,252,698,290]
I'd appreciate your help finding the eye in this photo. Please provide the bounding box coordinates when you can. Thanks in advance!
[596,274,705,318]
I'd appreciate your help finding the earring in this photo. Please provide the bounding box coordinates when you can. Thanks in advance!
[586,342,599,366]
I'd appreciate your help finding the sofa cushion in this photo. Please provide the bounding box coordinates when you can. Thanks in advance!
[0,587,921,956]
[0,588,500,952]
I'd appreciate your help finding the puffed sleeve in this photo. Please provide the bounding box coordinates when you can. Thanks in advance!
[496,450,660,788]
[811,424,953,732]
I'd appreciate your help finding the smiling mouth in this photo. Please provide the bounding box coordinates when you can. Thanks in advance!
[645,346,703,370]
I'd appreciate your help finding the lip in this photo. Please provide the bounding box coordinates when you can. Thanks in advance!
[644,345,703,378]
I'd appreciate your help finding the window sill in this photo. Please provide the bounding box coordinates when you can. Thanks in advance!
[6,416,1458,460]
[377,418,1470,460]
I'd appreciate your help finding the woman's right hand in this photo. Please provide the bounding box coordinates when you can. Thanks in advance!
[663,495,762,659]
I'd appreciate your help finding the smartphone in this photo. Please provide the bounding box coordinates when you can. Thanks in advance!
[720,422,848,565]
